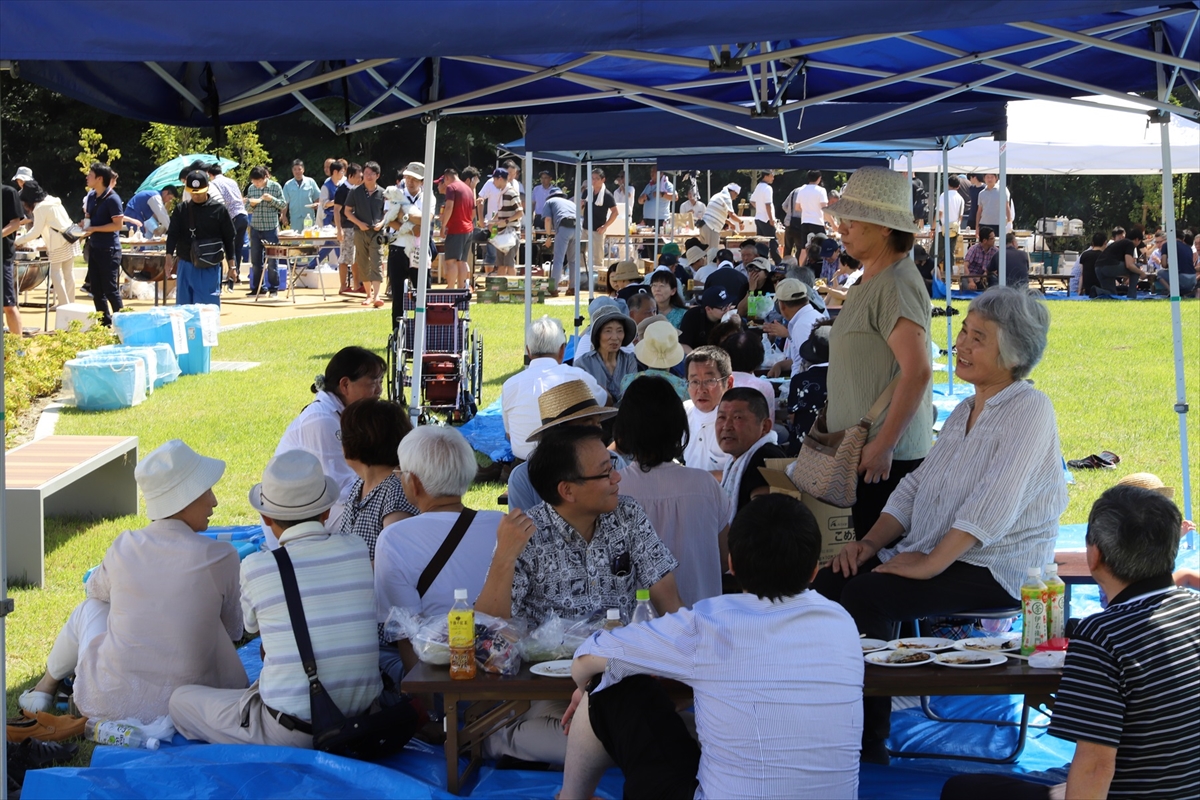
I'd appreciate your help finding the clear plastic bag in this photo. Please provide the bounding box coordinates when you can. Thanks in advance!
[384,606,526,673]
[518,611,606,663]
[384,607,450,665]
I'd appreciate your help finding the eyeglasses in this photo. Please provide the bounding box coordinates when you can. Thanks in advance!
[572,468,616,483]
[610,551,632,577]
[687,378,723,390]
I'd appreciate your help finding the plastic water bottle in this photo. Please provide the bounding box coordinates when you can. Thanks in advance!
[629,589,657,625]
[448,588,476,680]
[85,719,160,750]
[1043,564,1067,640]
[602,608,623,631]
[1020,568,1049,656]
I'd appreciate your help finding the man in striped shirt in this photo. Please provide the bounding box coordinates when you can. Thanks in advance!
[942,485,1199,800]
[484,168,523,276]
[170,451,382,747]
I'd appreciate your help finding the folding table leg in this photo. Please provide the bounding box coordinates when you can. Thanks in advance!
[888,699,1035,764]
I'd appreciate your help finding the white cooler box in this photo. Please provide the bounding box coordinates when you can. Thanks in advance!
[55,303,98,331]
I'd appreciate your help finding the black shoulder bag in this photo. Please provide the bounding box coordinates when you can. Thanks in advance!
[189,202,226,268]
[271,547,420,758]
[417,508,478,597]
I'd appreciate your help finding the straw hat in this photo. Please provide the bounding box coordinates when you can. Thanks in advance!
[611,260,643,284]
[526,380,617,441]
[1115,472,1174,499]
[401,161,425,180]
[249,450,340,521]
[685,246,706,266]
[833,166,918,233]
[635,320,685,369]
[135,440,225,520]
[589,306,636,349]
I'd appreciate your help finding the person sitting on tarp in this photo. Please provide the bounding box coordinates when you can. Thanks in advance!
[986,232,1031,288]
[812,287,1066,766]
[20,441,247,724]
[961,226,996,292]
[1094,224,1151,298]
[558,494,862,800]
[475,426,682,765]
[942,485,1200,800]
[170,451,382,748]
[1153,228,1197,297]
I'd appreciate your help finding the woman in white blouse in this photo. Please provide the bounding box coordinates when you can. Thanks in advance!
[15,182,80,306]
[813,286,1066,764]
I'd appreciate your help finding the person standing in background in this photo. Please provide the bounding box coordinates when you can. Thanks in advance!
[282,159,320,231]
[205,163,248,291]
[750,172,781,262]
[77,163,125,326]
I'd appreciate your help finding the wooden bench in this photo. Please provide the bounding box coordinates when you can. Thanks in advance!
[5,435,138,587]
[404,659,1061,794]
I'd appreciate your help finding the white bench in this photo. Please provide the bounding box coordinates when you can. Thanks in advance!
[5,435,138,587]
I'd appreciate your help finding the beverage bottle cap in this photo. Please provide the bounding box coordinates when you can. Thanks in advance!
[454,589,468,600]
[1026,567,1041,577]
[607,609,620,620]
[1043,564,1059,576]
[636,588,650,601]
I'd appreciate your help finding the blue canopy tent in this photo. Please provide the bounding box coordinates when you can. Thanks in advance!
[0,2,1197,791]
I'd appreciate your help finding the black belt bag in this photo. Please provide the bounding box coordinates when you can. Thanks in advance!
[558,218,576,229]
[189,204,225,268]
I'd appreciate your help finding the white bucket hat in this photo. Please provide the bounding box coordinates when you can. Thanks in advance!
[634,320,685,369]
[135,439,225,520]
[12,166,34,183]
[249,450,339,521]
[832,166,918,233]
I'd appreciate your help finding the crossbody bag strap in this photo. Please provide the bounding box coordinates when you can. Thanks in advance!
[416,508,478,598]
[860,373,903,427]
[272,547,320,682]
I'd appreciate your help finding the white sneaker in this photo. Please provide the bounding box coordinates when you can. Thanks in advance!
[18,689,54,714]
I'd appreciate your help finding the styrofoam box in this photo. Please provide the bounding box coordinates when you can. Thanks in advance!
[55,303,97,331]
[297,267,342,290]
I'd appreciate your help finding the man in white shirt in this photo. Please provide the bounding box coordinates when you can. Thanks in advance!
[476,167,507,273]
[531,170,554,221]
[501,316,608,461]
[764,278,828,379]
[788,170,828,257]
[559,493,863,800]
[698,183,740,261]
[683,346,734,477]
[934,174,965,277]
[679,186,706,224]
[749,172,781,261]
[638,166,676,230]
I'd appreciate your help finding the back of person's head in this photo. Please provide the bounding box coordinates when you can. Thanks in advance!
[839,252,860,269]
[461,166,480,181]
[728,494,822,600]
[806,170,821,184]
[1128,224,1145,242]
[706,319,741,348]
[340,398,411,467]
[396,426,478,498]
[719,330,765,374]
[18,181,46,207]
[613,376,688,470]
[686,345,732,380]
[1111,226,1125,239]
[714,248,734,265]
[205,163,223,176]
[1005,232,1016,246]
[948,175,960,189]
[794,265,817,288]
[526,315,566,357]
[684,236,702,252]
[720,386,770,423]
[529,426,605,506]
[1086,485,1181,583]
[1091,231,1107,248]
[317,346,385,396]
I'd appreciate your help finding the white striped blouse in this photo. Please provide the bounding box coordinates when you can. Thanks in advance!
[880,379,1068,599]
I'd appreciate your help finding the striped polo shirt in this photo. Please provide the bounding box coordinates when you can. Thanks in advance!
[1049,583,1200,797]
[240,521,382,720]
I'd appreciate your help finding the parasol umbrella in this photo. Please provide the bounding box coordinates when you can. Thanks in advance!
[135,154,239,193]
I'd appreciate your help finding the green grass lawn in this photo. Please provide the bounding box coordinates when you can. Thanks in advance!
[6,297,1198,713]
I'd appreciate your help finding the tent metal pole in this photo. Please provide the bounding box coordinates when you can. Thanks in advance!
[623,160,631,266]
[220,58,394,114]
[0,71,10,800]
[999,139,1008,286]
[409,73,439,430]
[525,151,534,333]
[589,159,596,303]
[624,95,787,150]
[943,145,954,395]
[1011,21,1197,72]
[574,161,583,336]
[653,161,660,266]
[1156,31,1194,544]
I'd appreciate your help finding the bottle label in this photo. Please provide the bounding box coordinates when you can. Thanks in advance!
[448,609,474,648]
[1021,587,1048,655]
[97,722,136,747]
[1046,585,1066,640]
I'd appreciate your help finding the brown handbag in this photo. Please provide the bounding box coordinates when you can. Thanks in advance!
[790,374,901,508]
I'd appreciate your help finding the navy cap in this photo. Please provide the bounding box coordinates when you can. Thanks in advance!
[492,168,509,179]
[701,285,731,308]
[820,238,839,258]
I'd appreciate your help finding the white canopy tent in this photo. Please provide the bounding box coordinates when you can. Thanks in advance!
[902,94,1200,173]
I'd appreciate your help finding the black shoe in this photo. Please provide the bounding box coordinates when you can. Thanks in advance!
[268,290,278,299]
[246,289,261,296]
[861,740,890,766]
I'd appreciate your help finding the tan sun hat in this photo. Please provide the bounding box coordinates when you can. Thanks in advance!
[635,320,685,369]
[611,260,643,284]
[834,166,918,233]
[401,161,425,181]
[526,379,616,442]
[1116,472,1174,499]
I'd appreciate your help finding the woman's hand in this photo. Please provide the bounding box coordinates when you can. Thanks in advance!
[830,539,878,577]
[858,439,894,484]
[872,551,941,580]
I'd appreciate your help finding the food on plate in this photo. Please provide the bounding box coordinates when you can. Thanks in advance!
[963,639,1017,652]
[886,650,932,664]
[895,641,935,649]
[940,655,994,665]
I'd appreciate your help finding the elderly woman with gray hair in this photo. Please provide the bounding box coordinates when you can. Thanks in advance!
[813,286,1067,764]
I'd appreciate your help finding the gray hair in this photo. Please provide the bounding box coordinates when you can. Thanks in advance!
[967,287,1050,380]
[396,426,477,498]
[626,292,657,316]
[526,315,566,357]
[1086,485,1180,583]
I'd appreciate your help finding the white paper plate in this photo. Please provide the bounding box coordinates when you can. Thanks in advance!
[529,659,574,678]
[860,638,890,654]
[886,637,956,653]
[953,637,1020,654]
[865,650,935,668]
[934,651,1008,669]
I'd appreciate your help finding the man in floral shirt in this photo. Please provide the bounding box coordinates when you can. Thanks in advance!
[476,425,682,764]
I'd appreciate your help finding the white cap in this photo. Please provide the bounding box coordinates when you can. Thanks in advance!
[1043,564,1059,575]
[146,737,161,750]
[454,589,468,600]
[606,609,620,620]
[1026,567,1041,576]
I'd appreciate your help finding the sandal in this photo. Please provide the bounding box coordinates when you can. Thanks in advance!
[372,299,386,308]
[1067,452,1120,470]
[12,737,78,768]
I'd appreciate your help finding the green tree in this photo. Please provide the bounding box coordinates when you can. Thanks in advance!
[215,123,271,185]
[76,128,120,174]
[138,122,213,164]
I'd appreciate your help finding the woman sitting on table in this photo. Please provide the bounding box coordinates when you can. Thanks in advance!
[574,305,638,405]
[812,286,1067,765]
[275,346,385,537]
[338,397,419,562]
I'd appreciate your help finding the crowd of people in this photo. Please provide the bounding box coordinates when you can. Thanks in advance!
[9,163,1199,798]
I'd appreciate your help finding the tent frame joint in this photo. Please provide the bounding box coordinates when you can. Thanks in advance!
[1148,109,1171,124]
[0,598,13,617]
[708,53,744,73]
